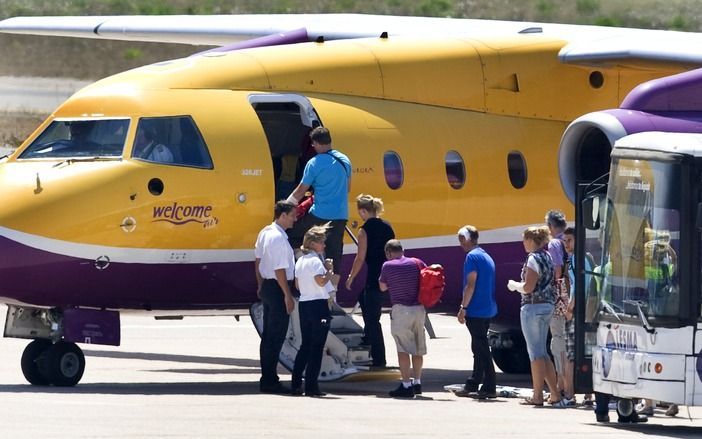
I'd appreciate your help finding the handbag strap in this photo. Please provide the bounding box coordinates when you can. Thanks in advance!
[326,150,349,177]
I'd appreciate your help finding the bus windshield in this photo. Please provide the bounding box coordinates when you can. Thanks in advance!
[600,157,681,321]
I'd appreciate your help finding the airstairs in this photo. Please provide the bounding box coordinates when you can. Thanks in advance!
[250,300,377,381]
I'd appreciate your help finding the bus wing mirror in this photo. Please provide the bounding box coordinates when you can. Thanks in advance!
[582,195,602,230]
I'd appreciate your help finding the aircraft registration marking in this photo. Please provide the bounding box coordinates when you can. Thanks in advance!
[166,251,190,263]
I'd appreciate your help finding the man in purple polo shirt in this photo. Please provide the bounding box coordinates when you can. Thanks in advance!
[379,239,426,398]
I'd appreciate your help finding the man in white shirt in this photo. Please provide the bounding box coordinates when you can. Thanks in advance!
[254,200,297,394]
[134,126,174,163]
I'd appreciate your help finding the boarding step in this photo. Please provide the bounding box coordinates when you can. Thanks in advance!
[250,300,376,381]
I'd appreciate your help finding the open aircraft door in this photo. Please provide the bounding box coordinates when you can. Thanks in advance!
[574,176,608,393]
[249,93,321,203]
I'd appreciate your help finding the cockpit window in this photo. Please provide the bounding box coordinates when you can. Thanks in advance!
[131,116,213,169]
[19,119,129,159]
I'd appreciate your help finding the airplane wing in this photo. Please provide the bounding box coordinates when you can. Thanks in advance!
[2,13,702,66]
[0,14,545,45]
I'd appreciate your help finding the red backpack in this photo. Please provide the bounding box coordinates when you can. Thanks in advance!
[413,259,446,308]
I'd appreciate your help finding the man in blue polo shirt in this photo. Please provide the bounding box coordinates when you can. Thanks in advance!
[287,126,351,291]
[456,225,497,399]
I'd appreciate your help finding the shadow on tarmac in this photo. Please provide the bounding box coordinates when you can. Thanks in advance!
[83,349,260,368]
[597,421,702,437]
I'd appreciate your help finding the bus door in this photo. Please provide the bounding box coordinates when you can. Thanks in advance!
[574,176,608,393]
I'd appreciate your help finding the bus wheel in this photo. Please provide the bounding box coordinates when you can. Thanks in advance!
[616,399,636,421]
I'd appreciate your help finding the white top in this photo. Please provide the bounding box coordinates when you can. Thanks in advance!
[295,252,333,302]
[146,143,174,163]
[526,254,541,276]
[254,222,294,280]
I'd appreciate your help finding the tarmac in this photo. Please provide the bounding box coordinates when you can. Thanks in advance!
[0,306,700,438]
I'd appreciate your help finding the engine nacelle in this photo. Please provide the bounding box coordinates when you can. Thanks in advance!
[559,67,702,203]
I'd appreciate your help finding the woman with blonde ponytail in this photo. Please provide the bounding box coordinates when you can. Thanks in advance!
[345,194,395,367]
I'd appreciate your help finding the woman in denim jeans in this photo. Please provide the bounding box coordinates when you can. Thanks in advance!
[508,226,566,407]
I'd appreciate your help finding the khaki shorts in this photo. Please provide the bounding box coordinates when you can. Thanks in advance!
[390,304,427,356]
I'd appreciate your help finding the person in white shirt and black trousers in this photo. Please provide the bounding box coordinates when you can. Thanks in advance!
[254,200,297,394]
[291,224,335,397]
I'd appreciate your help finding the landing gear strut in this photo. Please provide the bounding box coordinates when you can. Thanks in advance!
[21,339,85,387]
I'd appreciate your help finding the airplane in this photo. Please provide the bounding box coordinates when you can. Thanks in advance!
[1,13,701,386]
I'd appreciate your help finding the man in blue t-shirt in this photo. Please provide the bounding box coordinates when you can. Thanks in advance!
[456,225,497,399]
[287,127,351,289]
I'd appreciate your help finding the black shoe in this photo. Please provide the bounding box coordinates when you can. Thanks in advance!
[464,379,479,393]
[389,383,414,398]
[305,388,326,397]
[618,414,648,423]
[412,383,422,395]
[476,389,497,400]
[290,387,303,396]
[595,413,610,423]
[260,383,290,394]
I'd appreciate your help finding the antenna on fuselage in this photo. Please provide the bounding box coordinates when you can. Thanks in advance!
[34,173,42,194]
[380,32,388,39]
[316,36,325,43]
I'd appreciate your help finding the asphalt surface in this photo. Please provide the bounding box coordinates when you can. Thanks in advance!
[0,306,699,438]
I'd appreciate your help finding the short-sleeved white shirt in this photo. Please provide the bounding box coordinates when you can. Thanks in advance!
[255,222,294,280]
[295,252,333,301]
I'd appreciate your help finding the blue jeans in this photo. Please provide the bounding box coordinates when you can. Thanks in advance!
[520,303,554,361]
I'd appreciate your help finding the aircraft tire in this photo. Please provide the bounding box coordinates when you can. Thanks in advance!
[491,346,531,374]
[20,339,52,386]
[38,341,85,387]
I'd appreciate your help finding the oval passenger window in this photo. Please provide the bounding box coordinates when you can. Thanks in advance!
[507,151,527,189]
[445,150,466,189]
[383,151,403,190]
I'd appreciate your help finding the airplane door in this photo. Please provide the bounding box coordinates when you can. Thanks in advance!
[574,178,607,393]
[248,94,321,202]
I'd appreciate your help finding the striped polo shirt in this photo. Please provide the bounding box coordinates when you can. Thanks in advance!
[379,256,424,306]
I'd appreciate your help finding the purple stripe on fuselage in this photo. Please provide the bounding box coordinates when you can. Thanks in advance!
[0,235,258,310]
[0,235,526,332]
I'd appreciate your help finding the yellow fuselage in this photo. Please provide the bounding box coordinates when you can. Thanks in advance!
[0,34,683,316]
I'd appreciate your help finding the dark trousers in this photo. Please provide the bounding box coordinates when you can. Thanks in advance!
[289,213,346,273]
[466,317,496,391]
[359,286,386,366]
[292,299,331,392]
[594,392,611,416]
[259,279,291,387]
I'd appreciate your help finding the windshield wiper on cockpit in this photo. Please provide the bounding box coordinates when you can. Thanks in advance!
[52,156,121,168]
[623,300,656,334]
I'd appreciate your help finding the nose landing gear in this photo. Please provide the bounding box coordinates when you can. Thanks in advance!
[21,339,85,387]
